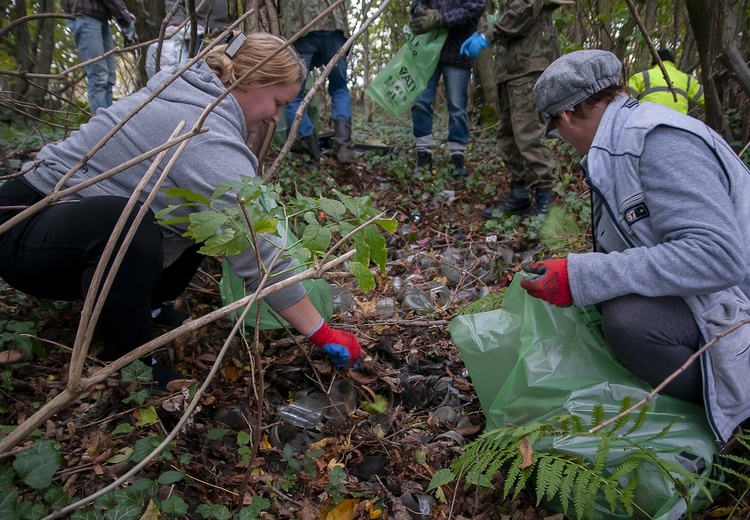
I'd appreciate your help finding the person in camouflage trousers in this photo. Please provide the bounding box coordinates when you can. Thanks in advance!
[461,0,572,216]
[278,0,355,165]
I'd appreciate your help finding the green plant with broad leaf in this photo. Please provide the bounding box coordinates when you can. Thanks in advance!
[156,176,396,294]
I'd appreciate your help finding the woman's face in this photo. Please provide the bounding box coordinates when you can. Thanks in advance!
[231,81,301,134]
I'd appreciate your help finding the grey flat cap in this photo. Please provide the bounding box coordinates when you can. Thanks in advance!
[533,49,622,137]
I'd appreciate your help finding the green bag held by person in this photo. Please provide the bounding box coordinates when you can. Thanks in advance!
[449,276,719,519]
[366,26,448,116]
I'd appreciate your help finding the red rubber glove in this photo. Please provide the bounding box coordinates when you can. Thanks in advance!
[307,320,361,368]
[519,258,573,307]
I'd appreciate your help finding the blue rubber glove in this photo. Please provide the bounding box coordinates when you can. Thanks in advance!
[460,33,489,58]
[307,320,361,368]
[122,14,139,47]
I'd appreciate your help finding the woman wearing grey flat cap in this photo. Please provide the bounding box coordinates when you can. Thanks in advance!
[518,49,750,447]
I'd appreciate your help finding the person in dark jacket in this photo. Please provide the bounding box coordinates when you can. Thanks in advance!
[409,0,485,178]
[62,0,139,112]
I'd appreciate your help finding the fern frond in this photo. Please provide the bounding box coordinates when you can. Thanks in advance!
[610,396,634,432]
[592,436,610,474]
[625,406,650,436]
[536,455,565,503]
[574,468,595,519]
[558,461,576,513]
[592,403,605,427]
[502,455,523,498]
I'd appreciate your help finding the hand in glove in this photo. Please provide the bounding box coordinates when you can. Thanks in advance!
[122,14,139,47]
[307,319,361,368]
[519,258,573,307]
[409,7,444,35]
[460,32,489,58]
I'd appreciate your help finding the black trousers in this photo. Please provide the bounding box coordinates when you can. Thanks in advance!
[600,293,703,404]
[0,178,203,360]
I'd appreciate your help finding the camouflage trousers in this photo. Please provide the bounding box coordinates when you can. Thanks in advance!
[496,73,557,191]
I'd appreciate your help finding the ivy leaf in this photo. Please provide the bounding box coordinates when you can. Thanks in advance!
[157,471,185,485]
[159,495,188,517]
[135,406,159,427]
[0,488,18,519]
[13,440,64,490]
[207,428,229,440]
[104,502,141,520]
[121,359,152,383]
[43,484,70,509]
[196,504,232,520]
[70,510,101,520]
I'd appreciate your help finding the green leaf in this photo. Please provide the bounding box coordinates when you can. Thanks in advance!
[237,430,251,445]
[362,224,387,272]
[164,187,211,205]
[71,510,102,520]
[104,503,140,520]
[252,217,279,236]
[301,222,332,254]
[187,212,230,242]
[159,495,188,517]
[361,395,388,414]
[207,428,229,440]
[120,359,152,383]
[0,488,18,519]
[0,466,15,490]
[318,197,346,220]
[200,229,249,257]
[17,501,46,519]
[129,436,166,463]
[157,471,185,485]
[375,217,398,233]
[111,423,134,436]
[43,484,70,509]
[135,406,159,427]
[196,503,232,519]
[348,261,375,293]
[13,440,63,490]
[427,468,455,491]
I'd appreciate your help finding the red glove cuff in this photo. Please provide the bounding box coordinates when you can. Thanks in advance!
[520,258,572,307]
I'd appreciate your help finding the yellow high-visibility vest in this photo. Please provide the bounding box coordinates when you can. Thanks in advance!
[628,61,704,114]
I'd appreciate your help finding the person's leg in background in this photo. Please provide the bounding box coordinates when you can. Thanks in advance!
[483,80,532,219]
[600,294,703,404]
[507,75,557,215]
[443,65,471,179]
[66,15,116,113]
[284,33,320,164]
[411,65,442,173]
[320,30,356,164]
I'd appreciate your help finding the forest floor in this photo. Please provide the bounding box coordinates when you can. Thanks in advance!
[0,104,748,519]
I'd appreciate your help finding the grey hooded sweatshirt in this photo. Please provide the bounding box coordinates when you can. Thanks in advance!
[22,60,307,312]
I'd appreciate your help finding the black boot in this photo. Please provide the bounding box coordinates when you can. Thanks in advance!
[450,153,468,178]
[413,150,432,173]
[296,133,321,166]
[482,182,533,219]
[535,191,554,215]
[333,119,357,164]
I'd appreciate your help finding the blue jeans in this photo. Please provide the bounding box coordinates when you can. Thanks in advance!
[285,30,352,138]
[66,15,116,113]
[411,64,471,153]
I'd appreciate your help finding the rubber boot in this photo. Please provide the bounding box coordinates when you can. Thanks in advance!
[482,182,533,219]
[413,150,433,173]
[535,191,554,215]
[297,133,321,166]
[333,119,357,164]
[450,153,468,179]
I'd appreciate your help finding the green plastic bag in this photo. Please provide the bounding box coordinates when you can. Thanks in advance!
[449,277,719,519]
[365,26,448,116]
[218,195,332,330]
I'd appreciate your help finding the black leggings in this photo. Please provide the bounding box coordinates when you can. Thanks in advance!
[0,178,203,360]
[600,293,703,404]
